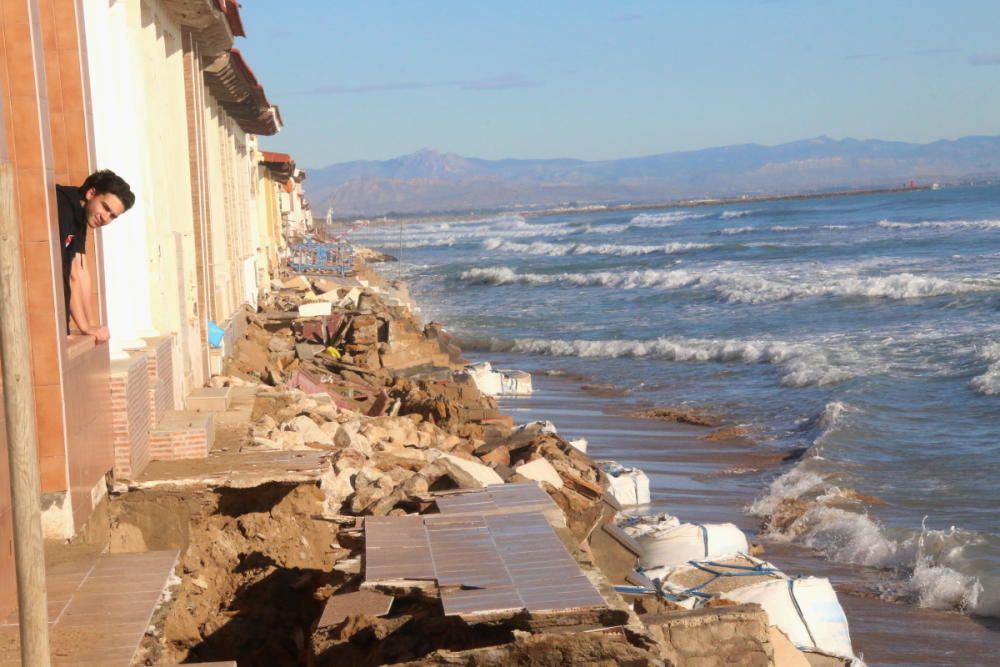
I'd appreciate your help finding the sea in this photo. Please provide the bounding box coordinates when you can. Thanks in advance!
[349,186,1000,656]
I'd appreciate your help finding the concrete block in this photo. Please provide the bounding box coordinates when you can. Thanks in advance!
[299,301,333,317]
[515,457,564,489]
[184,387,233,412]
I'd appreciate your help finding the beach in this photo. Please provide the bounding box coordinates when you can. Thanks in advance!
[492,366,1000,665]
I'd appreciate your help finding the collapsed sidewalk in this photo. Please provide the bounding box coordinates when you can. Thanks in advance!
[55,259,856,666]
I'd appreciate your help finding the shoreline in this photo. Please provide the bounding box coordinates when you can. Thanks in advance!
[332,184,931,226]
[484,354,1000,665]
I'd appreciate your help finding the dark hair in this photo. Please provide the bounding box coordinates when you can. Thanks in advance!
[81,169,136,211]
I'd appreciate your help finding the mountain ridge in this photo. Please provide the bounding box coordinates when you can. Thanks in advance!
[305,136,1000,216]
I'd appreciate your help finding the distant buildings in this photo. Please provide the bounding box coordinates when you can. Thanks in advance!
[0,0,310,615]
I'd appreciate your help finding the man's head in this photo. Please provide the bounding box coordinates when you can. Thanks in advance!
[80,170,135,229]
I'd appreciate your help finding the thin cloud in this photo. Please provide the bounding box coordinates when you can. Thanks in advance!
[969,53,1000,66]
[299,74,541,95]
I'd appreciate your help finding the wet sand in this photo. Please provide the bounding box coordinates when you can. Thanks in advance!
[498,370,1000,666]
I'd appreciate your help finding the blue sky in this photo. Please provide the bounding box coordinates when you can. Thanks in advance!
[237,1,1000,168]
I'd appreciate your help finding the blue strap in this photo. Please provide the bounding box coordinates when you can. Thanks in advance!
[787,579,819,649]
[693,522,709,557]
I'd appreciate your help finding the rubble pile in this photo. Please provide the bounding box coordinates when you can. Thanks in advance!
[105,260,863,667]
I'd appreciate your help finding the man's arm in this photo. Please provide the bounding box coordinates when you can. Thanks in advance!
[68,253,109,343]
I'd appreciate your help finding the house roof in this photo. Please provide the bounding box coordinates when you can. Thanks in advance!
[204,49,281,135]
[260,151,296,181]
[161,0,236,56]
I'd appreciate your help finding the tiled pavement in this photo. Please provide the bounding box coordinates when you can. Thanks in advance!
[0,550,178,666]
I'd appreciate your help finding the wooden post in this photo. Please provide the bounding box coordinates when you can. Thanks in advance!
[0,164,52,665]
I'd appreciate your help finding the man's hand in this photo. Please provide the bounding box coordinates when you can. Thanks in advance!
[88,325,111,344]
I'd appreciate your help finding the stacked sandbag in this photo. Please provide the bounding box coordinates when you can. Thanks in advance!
[600,461,651,506]
[634,522,749,581]
[723,577,860,664]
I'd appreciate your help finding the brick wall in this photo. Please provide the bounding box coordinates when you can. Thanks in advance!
[143,336,175,426]
[148,413,214,461]
[110,354,150,480]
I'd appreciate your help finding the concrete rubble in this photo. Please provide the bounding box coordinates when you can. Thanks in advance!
[62,257,866,667]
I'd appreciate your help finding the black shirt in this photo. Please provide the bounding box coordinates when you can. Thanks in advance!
[55,184,87,327]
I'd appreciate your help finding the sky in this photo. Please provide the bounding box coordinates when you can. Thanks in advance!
[237,0,1000,168]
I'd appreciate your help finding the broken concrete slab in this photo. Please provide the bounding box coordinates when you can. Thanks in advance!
[299,301,333,317]
[514,457,564,489]
[428,451,504,487]
[317,590,393,628]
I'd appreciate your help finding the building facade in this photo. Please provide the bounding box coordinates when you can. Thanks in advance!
[0,0,303,617]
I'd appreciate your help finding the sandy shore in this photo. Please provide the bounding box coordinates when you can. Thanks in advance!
[493,366,1000,666]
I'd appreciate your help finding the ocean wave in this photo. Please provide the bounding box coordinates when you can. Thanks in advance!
[481,238,716,257]
[749,459,989,614]
[629,211,710,226]
[460,267,700,289]
[970,341,1000,396]
[769,225,808,232]
[459,267,991,303]
[720,209,752,219]
[878,218,1000,231]
[719,226,755,235]
[504,336,854,388]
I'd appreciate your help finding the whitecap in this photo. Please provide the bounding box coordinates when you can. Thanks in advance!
[720,209,752,219]
[629,211,710,226]
[480,238,716,257]
[878,218,1000,231]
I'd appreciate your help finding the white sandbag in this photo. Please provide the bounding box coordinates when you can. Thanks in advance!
[513,420,558,436]
[723,577,855,661]
[601,461,651,506]
[637,522,749,571]
[621,512,681,539]
[658,553,787,600]
[465,362,503,396]
[498,369,533,395]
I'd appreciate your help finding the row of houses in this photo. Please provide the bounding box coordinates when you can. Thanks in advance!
[0,0,313,616]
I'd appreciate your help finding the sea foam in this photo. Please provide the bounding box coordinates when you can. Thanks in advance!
[970,341,1000,395]
[878,218,1000,231]
[460,266,993,305]
[629,211,710,226]
[505,336,853,389]
[481,238,715,256]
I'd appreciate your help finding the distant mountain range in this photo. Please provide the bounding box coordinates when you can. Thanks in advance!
[306,136,1000,216]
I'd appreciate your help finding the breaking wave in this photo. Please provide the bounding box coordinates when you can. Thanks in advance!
[480,238,716,257]
[878,218,1000,231]
[720,209,752,219]
[459,267,993,304]
[629,211,710,227]
[502,336,854,388]
[460,267,699,290]
[748,405,989,615]
[719,226,755,235]
[970,341,1000,396]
